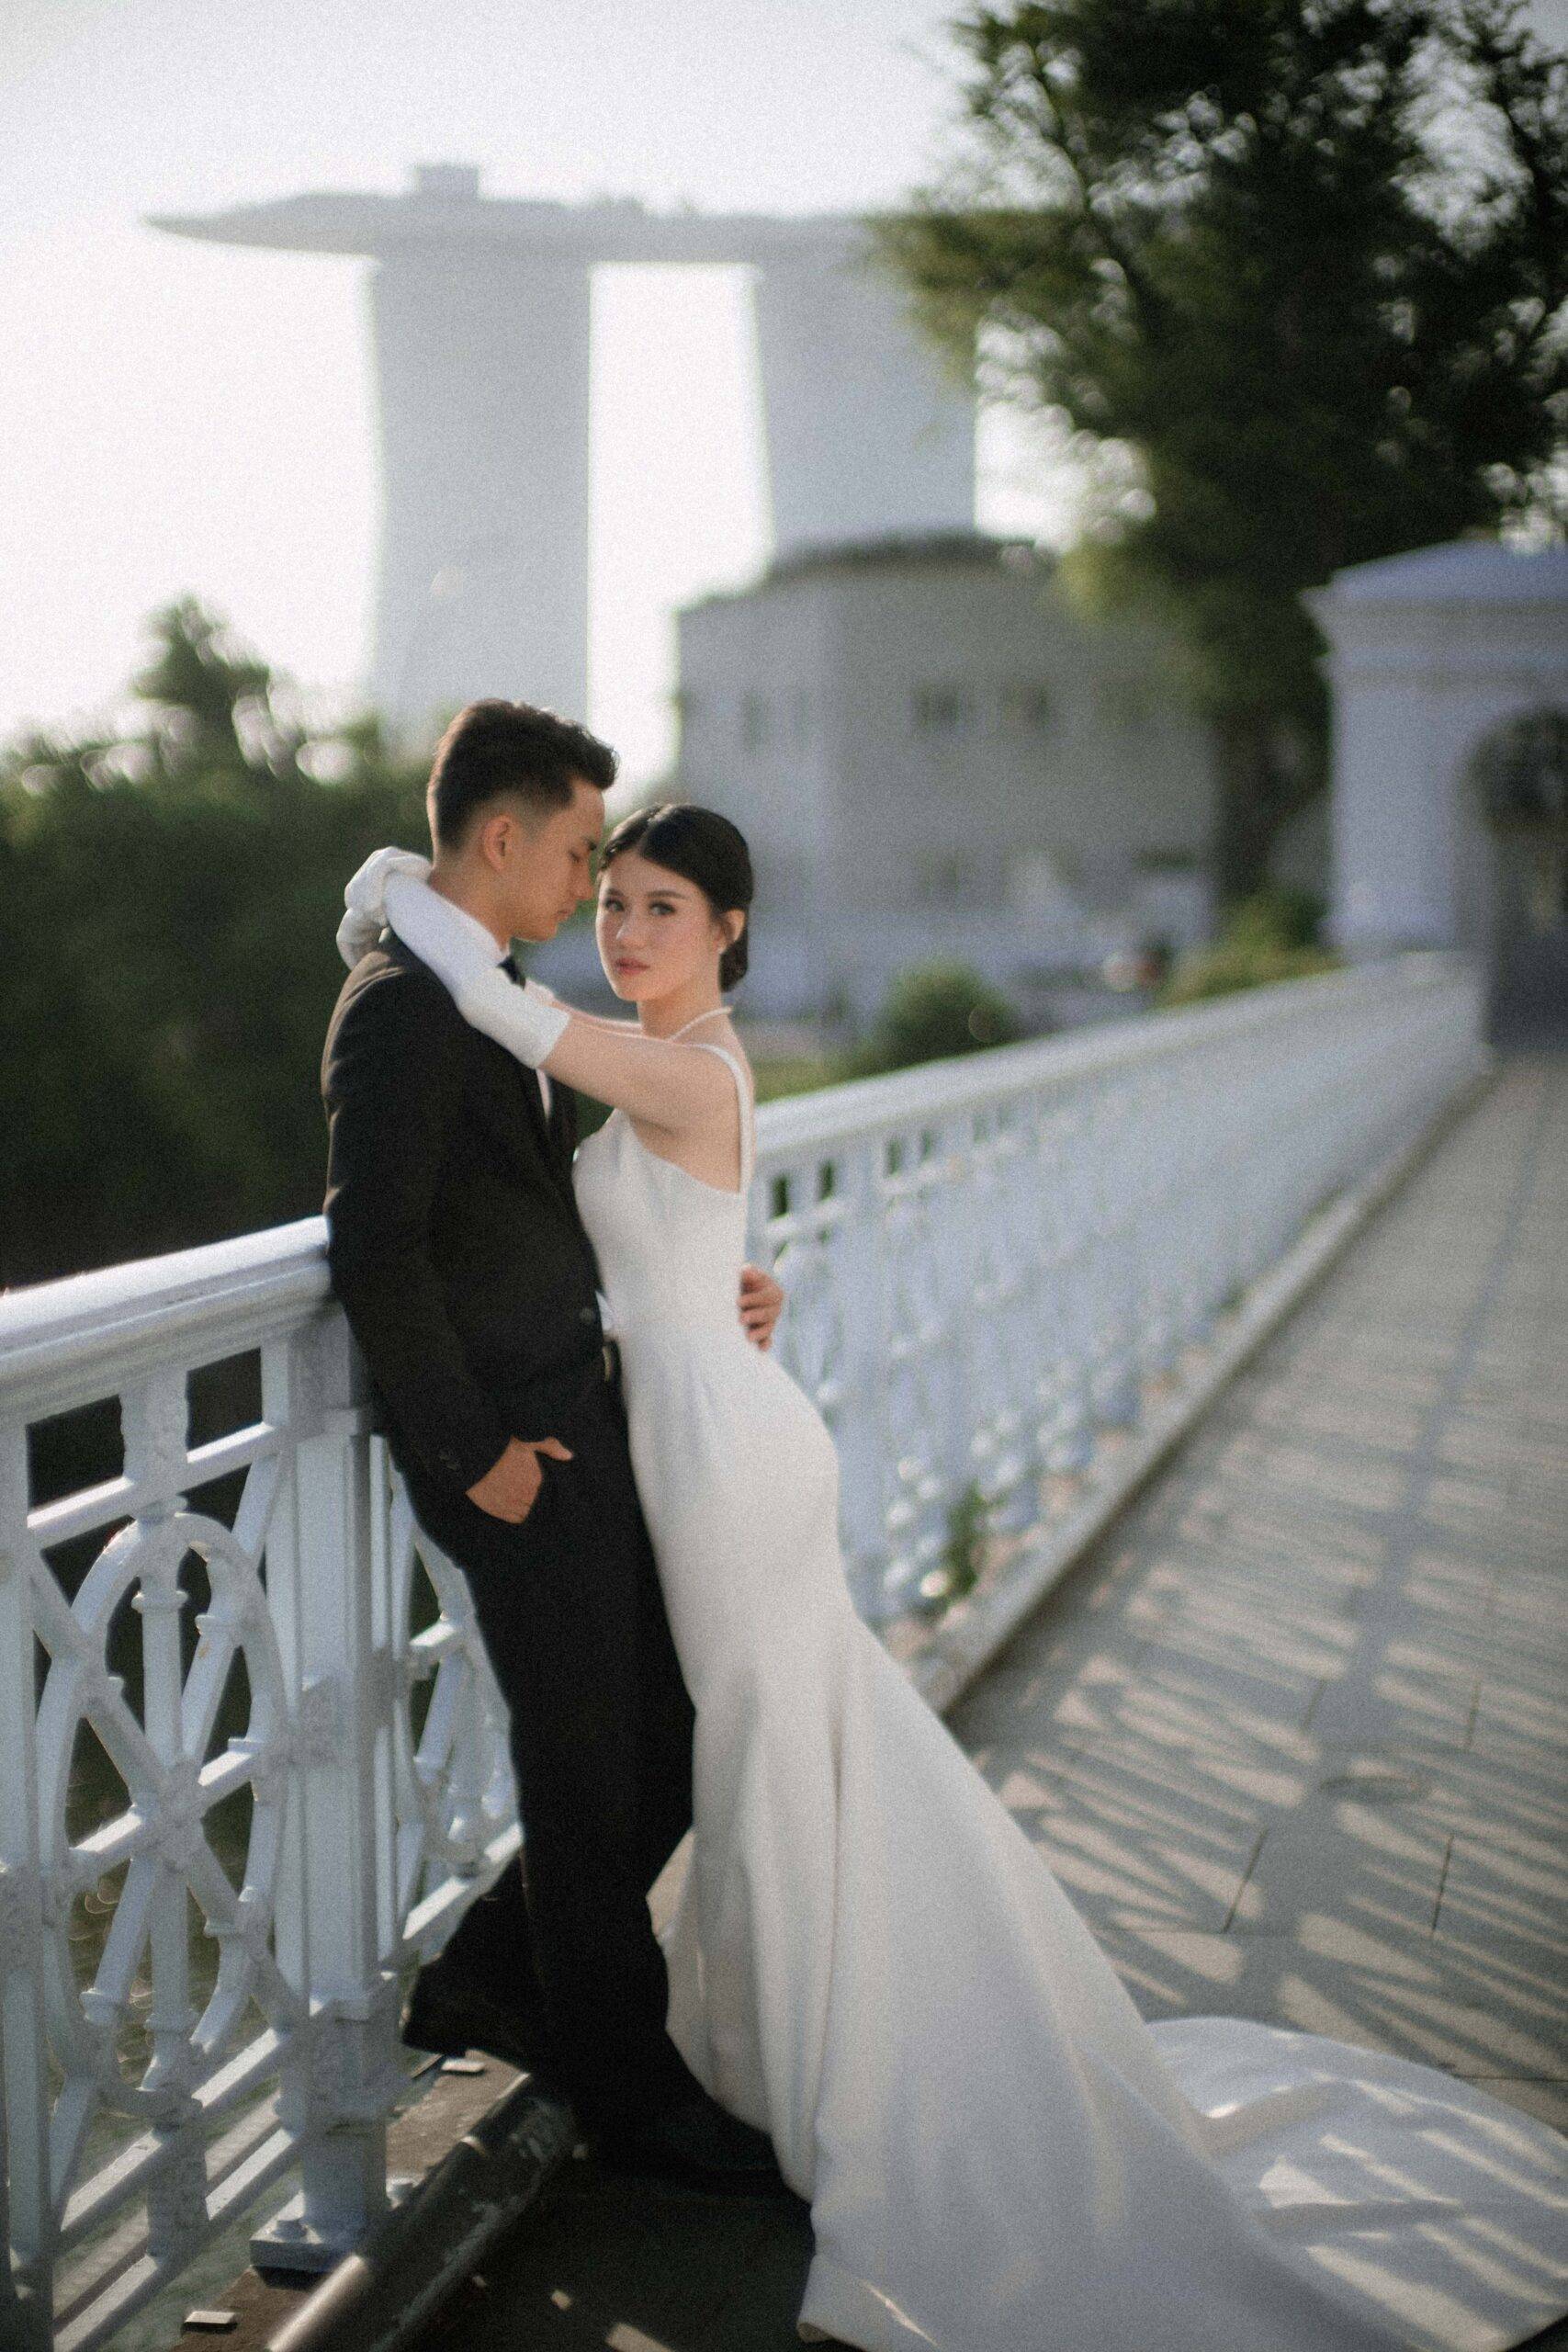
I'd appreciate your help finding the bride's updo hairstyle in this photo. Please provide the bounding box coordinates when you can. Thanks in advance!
[599,802,755,990]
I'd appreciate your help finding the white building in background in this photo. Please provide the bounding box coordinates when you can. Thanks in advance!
[1311,539,1568,1041]
[151,164,976,736]
[660,533,1220,1021]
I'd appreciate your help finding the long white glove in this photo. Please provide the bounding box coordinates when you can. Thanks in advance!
[383,874,570,1068]
[337,845,432,967]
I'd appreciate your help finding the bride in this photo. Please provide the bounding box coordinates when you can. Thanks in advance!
[341,806,1568,2352]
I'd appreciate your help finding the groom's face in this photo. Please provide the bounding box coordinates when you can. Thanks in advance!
[500,775,604,941]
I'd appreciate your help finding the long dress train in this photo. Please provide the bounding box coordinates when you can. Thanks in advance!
[571,1046,1568,2352]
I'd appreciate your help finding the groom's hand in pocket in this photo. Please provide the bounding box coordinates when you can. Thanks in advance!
[466,1435,573,1525]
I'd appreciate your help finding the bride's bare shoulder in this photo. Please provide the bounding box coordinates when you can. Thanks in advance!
[698,1021,753,1089]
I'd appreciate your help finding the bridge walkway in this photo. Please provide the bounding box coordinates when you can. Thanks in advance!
[391,1053,1568,2352]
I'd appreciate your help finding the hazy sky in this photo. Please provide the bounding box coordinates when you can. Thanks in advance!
[5,0,1565,782]
[2,0,1031,780]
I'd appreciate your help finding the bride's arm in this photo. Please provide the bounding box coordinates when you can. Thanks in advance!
[525,982,649,1041]
[344,854,658,1043]
[384,874,736,1138]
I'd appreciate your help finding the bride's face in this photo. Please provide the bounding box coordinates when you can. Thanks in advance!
[596,848,733,1002]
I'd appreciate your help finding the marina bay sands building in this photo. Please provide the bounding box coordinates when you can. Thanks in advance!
[152,164,977,732]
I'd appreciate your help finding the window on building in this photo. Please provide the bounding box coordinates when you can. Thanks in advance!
[1009,849,1080,922]
[911,683,976,734]
[1103,679,1155,729]
[912,851,976,906]
[999,683,1054,731]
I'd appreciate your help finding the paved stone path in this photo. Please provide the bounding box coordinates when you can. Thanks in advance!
[955,1051,1568,2138]
[415,1054,1568,2352]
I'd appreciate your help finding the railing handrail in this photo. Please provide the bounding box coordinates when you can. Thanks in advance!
[757,951,1466,1150]
[1,951,1470,1424]
[0,1219,332,1424]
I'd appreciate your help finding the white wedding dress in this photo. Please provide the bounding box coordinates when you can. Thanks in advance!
[571,1044,1568,2352]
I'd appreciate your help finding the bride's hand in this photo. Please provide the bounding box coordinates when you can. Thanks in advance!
[337,845,434,967]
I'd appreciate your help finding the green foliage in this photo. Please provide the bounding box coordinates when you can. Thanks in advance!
[918,1480,992,1617]
[1222,885,1327,955]
[842,962,1023,1077]
[1156,886,1341,1003]
[1156,942,1342,1006]
[750,1054,840,1103]
[1,601,429,1286]
[879,0,1568,895]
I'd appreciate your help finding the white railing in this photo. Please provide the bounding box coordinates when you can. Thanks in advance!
[0,953,1486,2348]
[755,952,1486,1619]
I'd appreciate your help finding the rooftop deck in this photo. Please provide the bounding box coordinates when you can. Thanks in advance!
[373,1052,1567,2352]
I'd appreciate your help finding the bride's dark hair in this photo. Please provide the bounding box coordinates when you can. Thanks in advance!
[599,802,754,990]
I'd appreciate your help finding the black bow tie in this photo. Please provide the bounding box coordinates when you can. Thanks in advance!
[498,952,521,983]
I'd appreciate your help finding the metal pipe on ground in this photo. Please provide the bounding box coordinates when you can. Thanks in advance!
[262,2084,577,2352]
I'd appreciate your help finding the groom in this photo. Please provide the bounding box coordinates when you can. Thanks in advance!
[321,698,782,2187]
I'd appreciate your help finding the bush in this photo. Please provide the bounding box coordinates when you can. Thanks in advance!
[1222,886,1327,954]
[843,962,1022,1078]
[1156,942,1341,1007]
[1156,887,1339,1008]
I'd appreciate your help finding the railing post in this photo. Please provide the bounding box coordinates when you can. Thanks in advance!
[0,1426,51,2352]
[970,1104,1037,1534]
[832,1139,895,1620]
[1036,1094,1093,1476]
[1094,1080,1145,1430]
[253,1312,404,2272]
[121,1368,211,2265]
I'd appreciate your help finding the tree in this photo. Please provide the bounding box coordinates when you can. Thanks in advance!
[0,603,429,1285]
[878,0,1568,899]
[132,594,287,785]
[843,962,1022,1075]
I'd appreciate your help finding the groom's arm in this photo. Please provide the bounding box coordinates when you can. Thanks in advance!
[322,966,513,1493]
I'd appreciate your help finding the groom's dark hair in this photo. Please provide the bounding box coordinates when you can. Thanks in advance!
[427,699,618,849]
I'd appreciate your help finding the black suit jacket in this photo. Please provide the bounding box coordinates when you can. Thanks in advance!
[321,932,605,1494]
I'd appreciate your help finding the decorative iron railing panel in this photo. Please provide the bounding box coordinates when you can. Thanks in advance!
[0,954,1484,2346]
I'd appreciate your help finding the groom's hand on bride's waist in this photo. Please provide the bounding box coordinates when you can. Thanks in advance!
[465,1434,573,1525]
[739,1264,784,1351]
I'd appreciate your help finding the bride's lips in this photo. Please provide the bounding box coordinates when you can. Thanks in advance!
[612,956,649,976]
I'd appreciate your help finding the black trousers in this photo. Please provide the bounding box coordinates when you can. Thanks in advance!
[401,1367,701,2132]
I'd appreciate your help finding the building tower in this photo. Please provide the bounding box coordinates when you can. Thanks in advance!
[151,164,976,732]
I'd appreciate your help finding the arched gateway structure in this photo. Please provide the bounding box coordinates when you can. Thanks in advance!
[151,164,976,732]
[1312,540,1568,1043]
